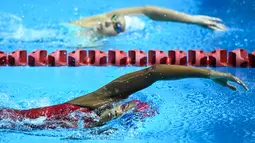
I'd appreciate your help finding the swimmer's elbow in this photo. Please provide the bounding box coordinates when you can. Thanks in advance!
[143,5,155,15]
[142,5,168,20]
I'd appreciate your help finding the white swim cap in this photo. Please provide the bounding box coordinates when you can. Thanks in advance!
[124,16,145,32]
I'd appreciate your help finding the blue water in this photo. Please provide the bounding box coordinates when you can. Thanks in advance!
[0,0,255,143]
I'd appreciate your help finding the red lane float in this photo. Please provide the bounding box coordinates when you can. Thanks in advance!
[108,50,129,66]
[87,50,107,66]
[248,51,255,68]
[208,49,227,67]
[28,50,47,66]
[68,49,87,66]
[1,48,255,68]
[8,50,27,66]
[148,50,170,66]
[228,48,249,67]
[128,50,147,66]
[188,50,208,67]
[168,50,187,65]
[48,50,67,66]
[0,51,7,66]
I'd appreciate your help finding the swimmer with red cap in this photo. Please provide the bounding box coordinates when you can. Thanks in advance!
[0,65,248,129]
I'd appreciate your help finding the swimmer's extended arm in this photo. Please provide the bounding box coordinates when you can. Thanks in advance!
[107,6,198,23]
[107,5,226,31]
[67,65,247,109]
[70,5,226,31]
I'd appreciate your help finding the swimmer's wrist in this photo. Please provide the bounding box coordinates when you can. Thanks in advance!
[190,15,204,25]
[178,15,200,24]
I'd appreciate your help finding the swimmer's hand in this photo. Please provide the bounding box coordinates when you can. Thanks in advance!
[193,15,227,31]
[209,70,248,91]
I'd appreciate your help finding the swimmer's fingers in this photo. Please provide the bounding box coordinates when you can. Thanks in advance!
[210,71,248,91]
[212,78,229,89]
[207,23,228,31]
[209,17,223,22]
[194,15,228,31]
[226,83,237,91]
[196,15,223,23]
[207,25,221,31]
[226,74,248,91]
[212,78,237,91]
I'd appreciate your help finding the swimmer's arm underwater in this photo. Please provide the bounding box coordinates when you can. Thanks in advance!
[67,65,247,109]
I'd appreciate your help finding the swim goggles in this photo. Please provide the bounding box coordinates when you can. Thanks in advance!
[111,14,123,34]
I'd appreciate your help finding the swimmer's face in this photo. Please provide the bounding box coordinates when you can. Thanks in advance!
[96,15,126,36]
[119,102,136,112]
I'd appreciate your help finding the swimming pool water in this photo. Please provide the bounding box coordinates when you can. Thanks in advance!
[0,0,255,143]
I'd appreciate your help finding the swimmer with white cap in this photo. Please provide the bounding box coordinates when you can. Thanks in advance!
[70,5,227,42]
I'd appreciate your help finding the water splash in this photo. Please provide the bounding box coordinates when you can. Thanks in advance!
[0,12,94,50]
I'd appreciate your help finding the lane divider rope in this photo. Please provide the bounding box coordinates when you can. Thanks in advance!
[0,48,254,67]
